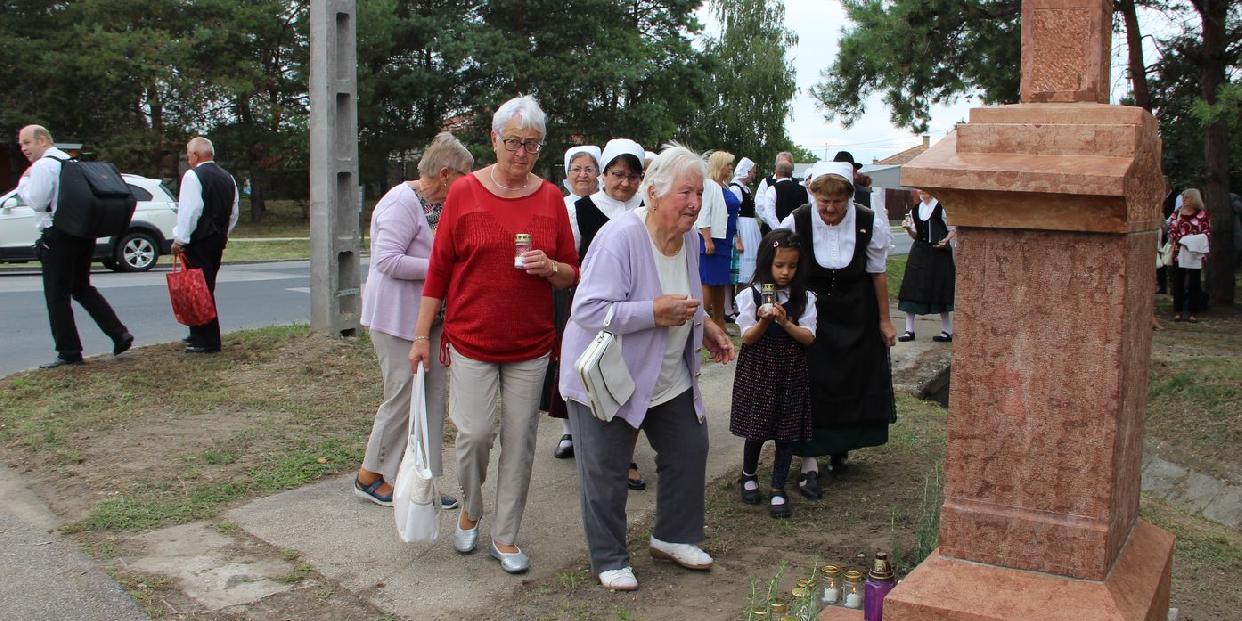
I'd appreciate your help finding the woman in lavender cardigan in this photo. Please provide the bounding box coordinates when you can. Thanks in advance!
[354,132,472,507]
[559,145,735,591]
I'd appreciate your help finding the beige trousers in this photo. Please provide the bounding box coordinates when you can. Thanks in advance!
[361,324,447,480]
[449,347,548,546]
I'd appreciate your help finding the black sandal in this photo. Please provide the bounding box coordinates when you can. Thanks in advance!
[932,331,953,343]
[897,331,915,342]
[768,489,792,519]
[797,472,823,500]
[627,463,647,491]
[739,474,762,505]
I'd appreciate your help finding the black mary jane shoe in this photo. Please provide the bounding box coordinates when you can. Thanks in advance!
[830,454,850,475]
[897,331,916,342]
[797,472,823,500]
[553,434,574,459]
[627,463,647,491]
[768,489,792,519]
[739,475,762,505]
[932,331,953,343]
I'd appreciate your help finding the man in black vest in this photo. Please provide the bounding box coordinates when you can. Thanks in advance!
[760,160,811,228]
[16,125,133,368]
[172,137,239,354]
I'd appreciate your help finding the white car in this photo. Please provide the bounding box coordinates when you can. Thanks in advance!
[0,174,178,272]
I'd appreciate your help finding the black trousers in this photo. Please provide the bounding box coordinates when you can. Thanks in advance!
[1169,266,1203,313]
[38,227,126,358]
[183,234,227,348]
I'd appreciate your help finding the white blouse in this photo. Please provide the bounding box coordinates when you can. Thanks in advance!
[778,203,890,273]
[734,285,818,337]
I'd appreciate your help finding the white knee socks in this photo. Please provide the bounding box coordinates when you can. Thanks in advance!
[905,313,916,334]
[941,312,953,335]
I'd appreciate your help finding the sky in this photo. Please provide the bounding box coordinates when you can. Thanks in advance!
[696,0,1176,166]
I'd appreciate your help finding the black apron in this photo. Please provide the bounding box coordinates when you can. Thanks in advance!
[791,204,896,457]
[897,202,956,311]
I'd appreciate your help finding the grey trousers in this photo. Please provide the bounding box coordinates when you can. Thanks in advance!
[567,390,708,573]
[361,325,447,480]
[448,347,548,546]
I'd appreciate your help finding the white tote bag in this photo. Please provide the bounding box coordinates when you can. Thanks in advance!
[573,305,635,423]
[393,363,439,544]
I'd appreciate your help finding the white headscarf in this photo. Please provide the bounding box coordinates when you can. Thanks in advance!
[563,146,601,175]
[808,161,855,185]
[731,157,755,185]
[563,146,602,195]
[600,138,646,174]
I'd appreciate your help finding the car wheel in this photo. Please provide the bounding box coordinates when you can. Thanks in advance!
[115,231,160,272]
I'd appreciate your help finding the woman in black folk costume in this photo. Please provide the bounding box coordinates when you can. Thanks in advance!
[557,138,648,490]
[730,229,816,519]
[544,145,602,455]
[777,162,897,500]
[897,189,956,343]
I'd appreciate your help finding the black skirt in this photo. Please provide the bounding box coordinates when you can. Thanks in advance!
[897,240,955,314]
[729,329,812,443]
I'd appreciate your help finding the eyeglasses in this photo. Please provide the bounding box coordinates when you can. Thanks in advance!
[569,166,598,175]
[501,137,543,153]
[606,170,642,183]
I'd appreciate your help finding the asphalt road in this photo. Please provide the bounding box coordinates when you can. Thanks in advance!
[0,233,912,378]
[0,260,322,377]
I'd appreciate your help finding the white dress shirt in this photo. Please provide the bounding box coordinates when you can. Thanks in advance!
[566,190,641,249]
[778,203,890,273]
[174,162,240,244]
[734,285,818,337]
[17,147,70,230]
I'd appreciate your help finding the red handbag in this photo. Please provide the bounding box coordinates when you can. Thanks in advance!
[166,253,217,326]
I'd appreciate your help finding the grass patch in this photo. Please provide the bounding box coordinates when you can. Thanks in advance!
[1146,289,1242,483]
[0,325,382,533]
[886,254,908,300]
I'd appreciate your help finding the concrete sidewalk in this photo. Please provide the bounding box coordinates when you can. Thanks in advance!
[0,465,149,621]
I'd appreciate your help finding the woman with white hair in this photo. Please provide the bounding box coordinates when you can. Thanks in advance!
[355,132,473,509]
[410,96,579,574]
[560,144,735,591]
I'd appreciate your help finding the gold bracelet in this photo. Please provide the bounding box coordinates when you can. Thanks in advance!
[413,336,430,342]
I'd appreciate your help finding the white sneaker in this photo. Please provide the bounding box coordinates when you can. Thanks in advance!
[649,537,713,570]
[598,566,638,591]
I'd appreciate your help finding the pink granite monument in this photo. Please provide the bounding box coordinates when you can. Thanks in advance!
[822,1,1175,619]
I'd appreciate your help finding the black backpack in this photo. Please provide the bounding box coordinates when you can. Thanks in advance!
[45,155,137,238]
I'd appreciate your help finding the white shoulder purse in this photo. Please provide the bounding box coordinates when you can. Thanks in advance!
[573,305,635,422]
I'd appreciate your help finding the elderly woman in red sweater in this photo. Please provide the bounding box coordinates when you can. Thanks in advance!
[410,95,579,575]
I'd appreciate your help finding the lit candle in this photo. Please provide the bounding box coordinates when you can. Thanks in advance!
[845,592,864,608]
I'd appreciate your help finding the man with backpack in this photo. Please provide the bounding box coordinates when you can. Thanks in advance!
[172,137,239,354]
[16,125,133,368]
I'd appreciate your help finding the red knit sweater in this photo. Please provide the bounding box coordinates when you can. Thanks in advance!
[424,174,579,363]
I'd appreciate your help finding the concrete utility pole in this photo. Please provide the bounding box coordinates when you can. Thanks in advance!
[308,0,361,337]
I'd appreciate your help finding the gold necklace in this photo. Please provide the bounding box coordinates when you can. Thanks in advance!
[489,165,529,191]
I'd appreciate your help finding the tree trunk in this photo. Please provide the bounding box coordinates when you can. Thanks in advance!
[250,173,267,223]
[1117,0,1151,110]
[1194,0,1234,305]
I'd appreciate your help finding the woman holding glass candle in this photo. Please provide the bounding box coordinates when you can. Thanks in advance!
[777,162,896,499]
[559,144,735,591]
[409,95,579,575]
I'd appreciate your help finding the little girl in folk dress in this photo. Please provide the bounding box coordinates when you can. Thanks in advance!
[729,229,817,518]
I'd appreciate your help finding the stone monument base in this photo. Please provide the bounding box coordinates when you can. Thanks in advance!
[881,520,1173,621]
